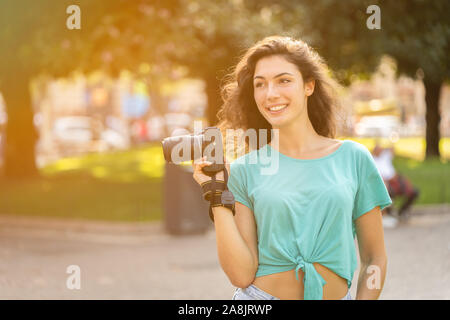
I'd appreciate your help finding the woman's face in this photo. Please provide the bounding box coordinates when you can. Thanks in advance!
[253,55,314,128]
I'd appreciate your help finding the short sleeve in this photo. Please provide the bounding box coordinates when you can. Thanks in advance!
[352,146,392,221]
[227,161,254,211]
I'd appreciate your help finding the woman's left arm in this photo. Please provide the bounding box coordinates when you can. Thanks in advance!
[354,205,388,300]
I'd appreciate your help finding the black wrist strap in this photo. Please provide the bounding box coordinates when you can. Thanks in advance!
[201,179,225,201]
[207,167,235,222]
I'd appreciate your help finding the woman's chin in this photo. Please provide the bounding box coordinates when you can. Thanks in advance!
[266,117,289,128]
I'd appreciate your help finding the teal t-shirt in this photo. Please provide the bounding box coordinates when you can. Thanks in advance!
[227,140,392,300]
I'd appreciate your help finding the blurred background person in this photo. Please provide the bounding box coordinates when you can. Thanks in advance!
[372,141,420,228]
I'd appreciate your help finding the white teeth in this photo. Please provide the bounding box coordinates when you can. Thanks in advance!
[269,104,287,111]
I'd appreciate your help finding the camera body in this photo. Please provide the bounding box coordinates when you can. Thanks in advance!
[161,126,225,176]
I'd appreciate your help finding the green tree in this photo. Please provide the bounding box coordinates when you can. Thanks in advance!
[0,0,181,179]
[378,0,449,158]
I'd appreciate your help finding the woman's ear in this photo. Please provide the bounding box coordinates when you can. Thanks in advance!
[305,80,315,96]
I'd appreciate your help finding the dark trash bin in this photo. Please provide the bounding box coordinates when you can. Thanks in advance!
[163,162,211,235]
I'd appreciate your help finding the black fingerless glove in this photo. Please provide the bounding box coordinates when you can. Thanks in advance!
[201,167,235,222]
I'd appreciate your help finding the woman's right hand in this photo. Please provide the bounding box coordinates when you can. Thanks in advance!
[192,156,227,186]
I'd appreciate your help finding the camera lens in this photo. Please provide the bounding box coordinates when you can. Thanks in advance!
[161,134,203,163]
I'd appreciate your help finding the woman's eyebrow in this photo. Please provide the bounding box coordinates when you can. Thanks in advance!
[254,72,294,80]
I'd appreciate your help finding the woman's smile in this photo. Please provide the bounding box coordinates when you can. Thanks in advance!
[267,103,289,114]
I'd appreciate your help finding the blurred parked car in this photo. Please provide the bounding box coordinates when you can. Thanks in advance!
[354,115,401,138]
[100,128,129,150]
[53,116,128,156]
[53,116,92,148]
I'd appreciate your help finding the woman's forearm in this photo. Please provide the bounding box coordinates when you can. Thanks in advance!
[356,257,387,300]
[212,206,258,288]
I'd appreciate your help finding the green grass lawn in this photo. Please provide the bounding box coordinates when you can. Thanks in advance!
[391,156,450,205]
[0,138,448,222]
[0,143,166,222]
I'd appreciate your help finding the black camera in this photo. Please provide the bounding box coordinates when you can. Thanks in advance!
[161,126,225,176]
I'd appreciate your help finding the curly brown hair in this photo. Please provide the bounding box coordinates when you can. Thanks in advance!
[217,36,344,156]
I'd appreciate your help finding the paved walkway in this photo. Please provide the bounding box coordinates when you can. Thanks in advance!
[0,205,449,299]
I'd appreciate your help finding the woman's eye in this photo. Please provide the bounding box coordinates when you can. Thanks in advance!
[254,82,264,88]
[280,79,291,84]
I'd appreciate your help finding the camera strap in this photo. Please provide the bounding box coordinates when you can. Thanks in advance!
[207,167,235,222]
[201,174,226,201]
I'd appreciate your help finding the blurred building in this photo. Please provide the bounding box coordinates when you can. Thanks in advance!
[31,73,207,167]
[33,75,125,166]
[342,56,450,138]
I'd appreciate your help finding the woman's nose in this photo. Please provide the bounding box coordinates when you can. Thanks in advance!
[267,83,280,100]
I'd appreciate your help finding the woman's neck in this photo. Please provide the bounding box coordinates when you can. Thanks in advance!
[270,117,325,156]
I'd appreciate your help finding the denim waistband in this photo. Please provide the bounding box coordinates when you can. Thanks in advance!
[233,284,352,300]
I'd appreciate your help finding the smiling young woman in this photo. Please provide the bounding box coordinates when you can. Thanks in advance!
[192,36,392,300]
